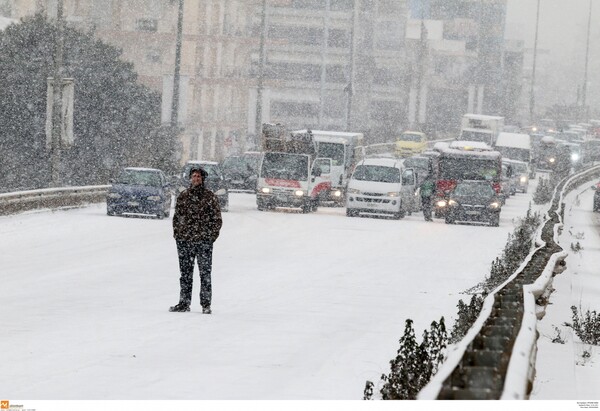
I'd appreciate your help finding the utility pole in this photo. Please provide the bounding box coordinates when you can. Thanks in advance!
[413,19,427,130]
[581,0,592,122]
[319,0,331,128]
[529,0,540,125]
[255,0,267,140]
[50,0,65,187]
[171,0,184,128]
[345,0,357,131]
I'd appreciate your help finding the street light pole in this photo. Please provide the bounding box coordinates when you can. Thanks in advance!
[529,0,540,124]
[171,0,184,128]
[50,0,65,187]
[255,0,267,140]
[581,0,592,121]
[345,0,357,132]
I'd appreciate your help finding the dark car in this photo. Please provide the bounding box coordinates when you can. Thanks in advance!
[444,180,502,226]
[106,167,172,218]
[220,152,261,191]
[178,161,229,212]
[594,183,600,212]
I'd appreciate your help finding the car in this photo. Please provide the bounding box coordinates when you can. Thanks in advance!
[395,131,427,157]
[106,167,172,218]
[594,183,600,212]
[345,157,417,219]
[403,154,435,187]
[503,158,530,194]
[220,152,262,191]
[443,180,502,226]
[178,161,229,212]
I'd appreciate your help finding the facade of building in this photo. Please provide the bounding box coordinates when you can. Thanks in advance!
[407,0,523,133]
[250,0,410,144]
[3,0,259,162]
[3,0,523,157]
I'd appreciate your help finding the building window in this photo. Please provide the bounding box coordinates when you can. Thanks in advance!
[136,18,158,32]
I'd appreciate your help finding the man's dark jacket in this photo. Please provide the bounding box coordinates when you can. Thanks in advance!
[173,185,222,243]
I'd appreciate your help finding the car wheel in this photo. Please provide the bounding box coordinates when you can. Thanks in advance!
[445,215,454,224]
[164,208,170,218]
[346,209,357,217]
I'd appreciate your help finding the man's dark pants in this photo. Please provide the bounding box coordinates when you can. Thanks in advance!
[176,240,213,308]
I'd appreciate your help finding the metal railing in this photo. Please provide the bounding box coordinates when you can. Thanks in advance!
[418,164,600,400]
[0,185,109,216]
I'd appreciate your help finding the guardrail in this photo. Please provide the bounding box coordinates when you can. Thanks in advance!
[418,164,600,400]
[0,185,110,216]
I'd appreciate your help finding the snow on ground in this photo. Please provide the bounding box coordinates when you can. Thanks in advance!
[1,177,598,410]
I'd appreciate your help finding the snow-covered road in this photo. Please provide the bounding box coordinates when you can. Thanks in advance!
[1,188,538,400]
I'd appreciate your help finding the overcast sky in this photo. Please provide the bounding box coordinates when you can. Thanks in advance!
[505,0,600,117]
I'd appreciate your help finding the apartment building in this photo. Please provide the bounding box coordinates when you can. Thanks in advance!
[249,0,410,144]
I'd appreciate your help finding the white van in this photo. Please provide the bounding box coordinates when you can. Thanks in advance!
[345,157,417,219]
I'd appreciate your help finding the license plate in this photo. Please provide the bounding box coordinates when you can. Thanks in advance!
[127,201,139,206]
[465,210,480,215]
[233,180,243,184]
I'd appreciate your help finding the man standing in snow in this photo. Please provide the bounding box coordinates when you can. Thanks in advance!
[419,173,435,222]
[170,167,222,314]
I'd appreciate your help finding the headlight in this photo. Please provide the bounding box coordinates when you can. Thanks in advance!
[215,188,227,195]
[147,195,161,201]
[520,176,528,183]
[260,187,271,194]
[549,157,556,163]
[571,153,580,161]
[294,190,305,197]
[436,200,447,208]
[387,192,400,197]
[448,199,458,206]
[107,193,121,199]
[489,201,500,209]
[332,190,342,197]
[347,188,361,194]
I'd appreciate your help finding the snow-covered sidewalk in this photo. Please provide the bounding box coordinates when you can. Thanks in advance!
[531,180,600,400]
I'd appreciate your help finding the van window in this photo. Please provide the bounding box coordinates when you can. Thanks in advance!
[316,142,345,166]
[352,165,401,183]
[402,169,415,185]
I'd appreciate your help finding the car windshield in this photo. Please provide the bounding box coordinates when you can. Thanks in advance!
[453,183,495,197]
[460,130,492,143]
[439,158,499,181]
[261,153,308,180]
[398,133,423,142]
[116,170,161,187]
[352,165,401,183]
[512,163,528,173]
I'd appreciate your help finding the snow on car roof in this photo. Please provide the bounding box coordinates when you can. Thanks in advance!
[124,167,161,172]
[359,157,403,168]
[187,160,218,165]
[449,140,493,151]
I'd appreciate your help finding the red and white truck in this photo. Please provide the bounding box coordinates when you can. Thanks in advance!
[256,124,332,213]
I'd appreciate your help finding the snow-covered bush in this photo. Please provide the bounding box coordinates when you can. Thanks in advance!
[569,306,600,345]
[377,318,447,400]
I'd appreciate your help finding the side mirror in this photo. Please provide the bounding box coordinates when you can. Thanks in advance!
[592,185,598,191]
[312,168,322,177]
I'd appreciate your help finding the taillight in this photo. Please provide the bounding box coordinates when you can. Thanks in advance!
[492,182,501,194]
